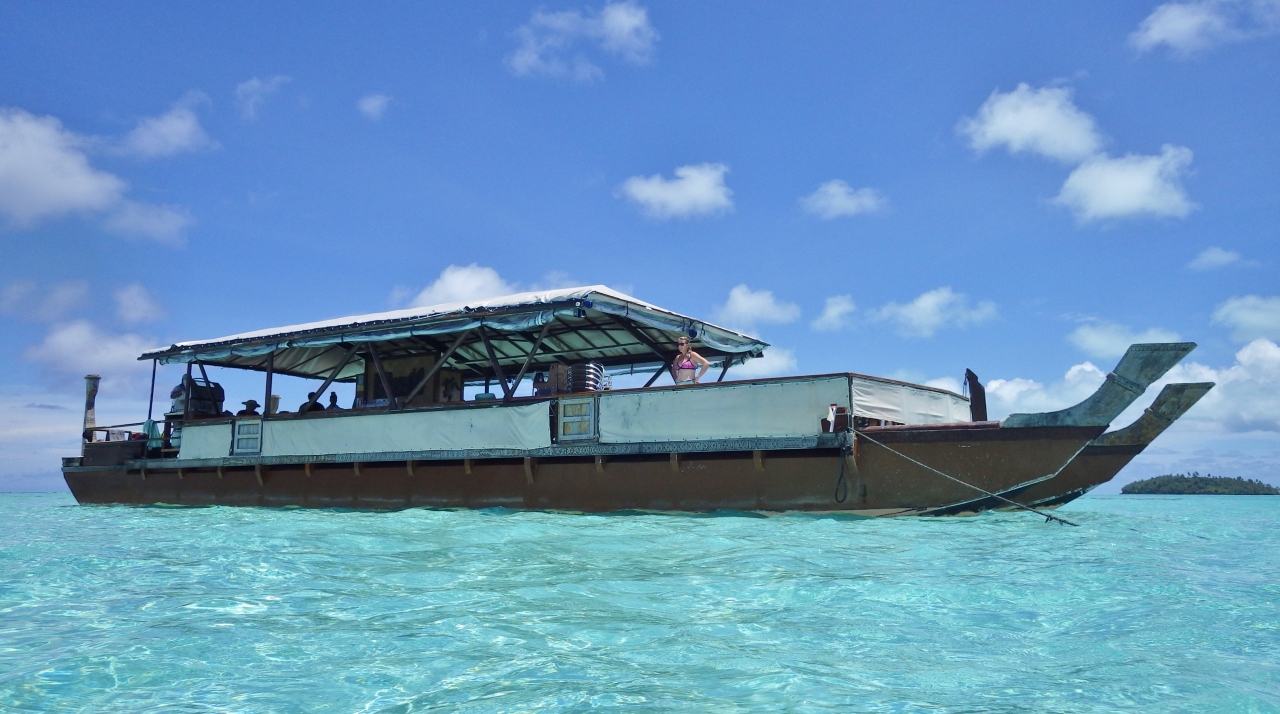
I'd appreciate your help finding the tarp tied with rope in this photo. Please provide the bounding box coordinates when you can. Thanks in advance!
[139,286,770,383]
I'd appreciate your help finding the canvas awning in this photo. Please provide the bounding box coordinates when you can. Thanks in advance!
[140,286,769,383]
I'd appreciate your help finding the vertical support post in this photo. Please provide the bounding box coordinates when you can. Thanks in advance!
[523,457,536,485]
[670,452,680,472]
[146,361,157,422]
[263,352,275,416]
[183,362,193,421]
[717,360,731,383]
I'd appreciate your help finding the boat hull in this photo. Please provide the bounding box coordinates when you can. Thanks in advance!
[63,424,1100,515]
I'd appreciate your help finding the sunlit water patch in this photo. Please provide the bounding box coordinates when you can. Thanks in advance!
[1,494,1277,712]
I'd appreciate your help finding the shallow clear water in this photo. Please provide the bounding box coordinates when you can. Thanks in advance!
[1,494,1277,713]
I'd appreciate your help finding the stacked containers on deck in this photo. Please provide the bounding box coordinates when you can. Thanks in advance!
[568,362,605,393]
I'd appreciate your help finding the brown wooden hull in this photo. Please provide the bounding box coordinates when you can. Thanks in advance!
[63,424,1101,515]
[1012,443,1143,509]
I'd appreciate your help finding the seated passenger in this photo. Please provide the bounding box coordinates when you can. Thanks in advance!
[326,391,342,410]
[236,399,261,417]
[299,392,325,413]
[670,337,710,385]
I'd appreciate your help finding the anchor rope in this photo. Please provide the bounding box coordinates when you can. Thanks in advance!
[851,429,1080,527]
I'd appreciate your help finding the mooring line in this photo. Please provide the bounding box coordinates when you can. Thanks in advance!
[851,429,1080,527]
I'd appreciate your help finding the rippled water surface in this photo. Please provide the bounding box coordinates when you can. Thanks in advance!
[2,494,1278,712]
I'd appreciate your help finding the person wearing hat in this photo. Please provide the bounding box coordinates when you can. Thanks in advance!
[236,399,261,416]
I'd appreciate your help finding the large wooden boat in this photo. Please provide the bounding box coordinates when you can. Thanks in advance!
[61,286,1207,516]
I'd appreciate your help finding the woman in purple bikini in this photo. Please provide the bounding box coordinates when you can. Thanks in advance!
[670,336,710,385]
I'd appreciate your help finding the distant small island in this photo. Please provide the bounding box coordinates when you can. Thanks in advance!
[1123,472,1279,495]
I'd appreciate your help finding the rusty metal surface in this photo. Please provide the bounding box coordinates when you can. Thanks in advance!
[63,424,1099,515]
[1007,382,1214,509]
[1003,342,1195,428]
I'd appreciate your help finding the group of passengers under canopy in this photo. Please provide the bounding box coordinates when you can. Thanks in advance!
[167,336,715,420]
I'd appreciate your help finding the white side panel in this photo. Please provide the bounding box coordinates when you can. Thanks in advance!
[178,422,231,459]
[261,402,551,457]
[598,377,849,443]
[849,376,970,424]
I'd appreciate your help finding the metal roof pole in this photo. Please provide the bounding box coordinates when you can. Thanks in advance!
[146,359,157,422]
[716,360,732,383]
[478,325,514,400]
[263,352,275,416]
[403,329,472,405]
[643,364,667,388]
[302,344,359,414]
[366,343,398,410]
[505,320,554,403]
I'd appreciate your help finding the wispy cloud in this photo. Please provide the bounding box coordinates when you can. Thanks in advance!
[1212,295,1280,342]
[1188,246,1250,270]
[712,285,800,333]
[357,93,392,120]
[800,181,886,219]
[507,1,658,82]
[810,295,855,331]
[117,92,218,159]
[114,284,165,324]
[0,280,88,322]
[1130,0,1280,55]
[871,287,997,338]
[617,163,733,219]
[235,75,292,120]
[1067,320,1181,359]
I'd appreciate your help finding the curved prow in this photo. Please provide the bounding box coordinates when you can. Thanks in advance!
[1093,382,1214,447]
[1002,342,1196,428]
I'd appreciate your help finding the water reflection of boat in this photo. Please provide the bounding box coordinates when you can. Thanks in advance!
[62,286,1206,517]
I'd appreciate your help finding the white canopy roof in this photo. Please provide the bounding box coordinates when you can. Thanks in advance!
[141,286,770,383]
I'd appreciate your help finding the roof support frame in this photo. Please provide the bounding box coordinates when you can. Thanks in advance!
[301,344,359,415]
[478,326,513,400]
[505,319,555,404]
[366,342,398,410]
[403,329,472,405]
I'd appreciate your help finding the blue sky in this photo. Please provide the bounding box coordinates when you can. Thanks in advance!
[2,1,1278,492]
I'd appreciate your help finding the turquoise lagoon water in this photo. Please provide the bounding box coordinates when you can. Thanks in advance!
[1,494,1277,713]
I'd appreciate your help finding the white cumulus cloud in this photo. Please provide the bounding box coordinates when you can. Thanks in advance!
[1212,295,1280,342]
[1068,321,1181,359]
[800,180,887,219]
[617,163,732,219]
[1130,0,1280,55]
[409,264,516,308]
[871,287,997,338]
[0,108,125,226]
[114,284,165,324]
[1054,145,1196,222]
[959,83,1103,163]
[508,1,658,82]
[1156,338,1280,432]
[712,285,800,333]
[811,295,856,331]
[25,320,154,386]
[732,348,797,379]
[986,362,1108,420]
[235,75,292,120]
[118,92,217,159]
[357,93,392,120]
[1187,246,1243,270]
[0,107,193,244]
